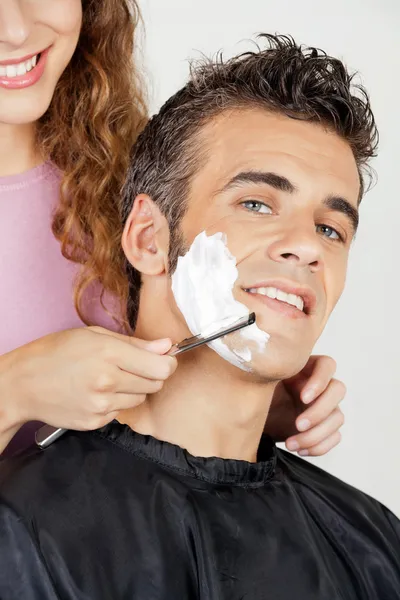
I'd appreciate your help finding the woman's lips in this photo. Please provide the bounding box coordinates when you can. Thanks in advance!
[0,47,50,90]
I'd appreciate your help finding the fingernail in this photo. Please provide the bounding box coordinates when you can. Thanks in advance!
[298,449,309,456]
[146,338,171,352]
[302,389,315,404]
[286,440,299,451]
[297,419,311,432]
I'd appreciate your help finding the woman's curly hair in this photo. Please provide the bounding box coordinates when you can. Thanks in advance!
[37,0,147,327]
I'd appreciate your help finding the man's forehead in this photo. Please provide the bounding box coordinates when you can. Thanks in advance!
[195,108,360,206]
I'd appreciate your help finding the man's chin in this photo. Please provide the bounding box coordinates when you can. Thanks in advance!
[206,331,312,381]
[246,347,312,383]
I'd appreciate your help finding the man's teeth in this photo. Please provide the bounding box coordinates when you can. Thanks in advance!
[247,287,304,312]
[0,55,38,78]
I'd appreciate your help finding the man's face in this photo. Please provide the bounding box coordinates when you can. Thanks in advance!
[176,109,360,379]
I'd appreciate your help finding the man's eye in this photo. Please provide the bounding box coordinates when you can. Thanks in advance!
[241,200,272,214]
[316,224,342,241]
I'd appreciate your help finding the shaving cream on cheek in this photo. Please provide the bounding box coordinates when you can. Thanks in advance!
[171,231,270,371]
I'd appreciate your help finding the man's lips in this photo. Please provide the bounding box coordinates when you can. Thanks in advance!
[241,279,317,319]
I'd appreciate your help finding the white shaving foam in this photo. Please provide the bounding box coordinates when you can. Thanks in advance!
[171,231,270,371]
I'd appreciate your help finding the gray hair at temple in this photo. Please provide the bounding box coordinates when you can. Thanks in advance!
[121,33,378,330]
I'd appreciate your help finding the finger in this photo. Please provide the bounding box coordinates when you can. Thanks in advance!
[286,408,344,451]
[96,392,148,417]
[93,369,165,395]
[82,411,121,432]
[299,355,337,404]
[298,431,342,457]
[98,336,177,380]
[295,379,346,432]
[90,327,173,354]
[113,393,148,411]
[114,371,165,395]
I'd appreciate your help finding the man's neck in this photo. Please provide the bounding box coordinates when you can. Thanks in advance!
[0,122,42,177]
[120,348,277,462]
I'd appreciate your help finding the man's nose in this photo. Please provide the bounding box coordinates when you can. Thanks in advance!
[0,1,30,49]
[267,224,323,272]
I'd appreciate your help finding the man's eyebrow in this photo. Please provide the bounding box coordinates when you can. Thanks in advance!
[324,195,359,234]
[218,170,359,233]
[219,170,297,194]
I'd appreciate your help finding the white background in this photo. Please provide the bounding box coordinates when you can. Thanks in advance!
[139,0,400,514]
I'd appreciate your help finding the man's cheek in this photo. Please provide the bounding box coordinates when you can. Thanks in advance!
[202,215,238,238]
[332,265,348,308]
[322,282,346,328]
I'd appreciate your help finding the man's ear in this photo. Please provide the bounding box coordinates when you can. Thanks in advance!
[122,194,169,276]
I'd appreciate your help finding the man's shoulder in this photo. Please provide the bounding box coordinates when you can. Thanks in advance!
[276,447,385,508]
[276,448,399,537]
[0,429,118,515]
[0,426,186,521]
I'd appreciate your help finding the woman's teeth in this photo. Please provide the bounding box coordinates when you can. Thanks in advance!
[246,287,304,312]
[0,55,38,78]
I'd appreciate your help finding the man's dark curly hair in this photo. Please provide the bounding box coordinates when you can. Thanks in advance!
[122,34,378,329]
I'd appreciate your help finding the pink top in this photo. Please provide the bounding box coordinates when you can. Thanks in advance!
[0,162,121,457]
[0,162,118,356]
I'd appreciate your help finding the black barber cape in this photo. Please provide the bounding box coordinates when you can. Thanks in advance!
[0,422,399,600]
